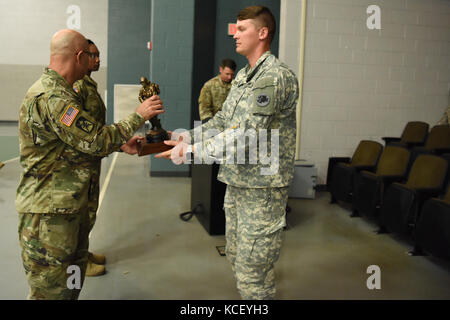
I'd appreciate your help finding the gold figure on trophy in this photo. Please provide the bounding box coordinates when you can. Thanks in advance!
[136,76,172,156]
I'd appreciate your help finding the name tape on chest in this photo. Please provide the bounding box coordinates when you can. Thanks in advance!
[60,105,80,127]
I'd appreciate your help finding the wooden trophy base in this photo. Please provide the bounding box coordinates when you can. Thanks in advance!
[137,139,173,156]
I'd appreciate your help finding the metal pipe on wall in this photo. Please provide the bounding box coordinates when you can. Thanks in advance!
[295,0,307,161]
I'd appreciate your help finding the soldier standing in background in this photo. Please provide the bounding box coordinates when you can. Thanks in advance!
[16,29,164,299]
[198,58,236,123]
[73,39,107,277]
[157,6,299,300]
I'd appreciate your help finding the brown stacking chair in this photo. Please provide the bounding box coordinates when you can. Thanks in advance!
[414,184,450,259]
[328,140,383,204]
[379,154,448,238]
[407,125,450,171]
[352,146,410,219]
[423,125,450,152]
[382,121,429,148]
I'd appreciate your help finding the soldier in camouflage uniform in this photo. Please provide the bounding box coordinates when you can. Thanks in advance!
[73,39,107,277]
[157,6,299,300]
[16,29,164,299]
[198,58,236,122]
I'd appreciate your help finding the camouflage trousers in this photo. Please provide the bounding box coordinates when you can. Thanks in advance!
[224,185,288,300]
[87,170,100,232]
[18,210,90,300]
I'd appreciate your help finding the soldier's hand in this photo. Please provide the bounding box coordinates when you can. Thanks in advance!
[155,140,192,164]
[168,130,191,143]
[136,95,164,121]
[120,135,144,155]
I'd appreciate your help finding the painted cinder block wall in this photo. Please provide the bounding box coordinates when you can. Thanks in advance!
[296,0,450,183]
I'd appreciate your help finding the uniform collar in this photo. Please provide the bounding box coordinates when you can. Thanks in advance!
[44,67,73,91]
[244,51,272,82]
[84,74,98,88]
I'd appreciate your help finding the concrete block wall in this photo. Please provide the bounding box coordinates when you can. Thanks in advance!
[149,0,195,175]
[107,0,151,124]
[0,0,108,121]
[298,0,450,183]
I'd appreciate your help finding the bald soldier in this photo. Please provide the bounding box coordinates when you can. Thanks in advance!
[16,29,163,300]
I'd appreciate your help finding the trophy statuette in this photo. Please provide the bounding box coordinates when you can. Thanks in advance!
[136,77,173,156]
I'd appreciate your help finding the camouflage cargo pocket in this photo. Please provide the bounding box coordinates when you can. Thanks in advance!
[50,166,90,214]
[240,188,286,236]
[19,213,80,267]
[239,229,282,266]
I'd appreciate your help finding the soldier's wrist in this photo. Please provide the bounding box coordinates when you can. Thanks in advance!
[135,112,145,120]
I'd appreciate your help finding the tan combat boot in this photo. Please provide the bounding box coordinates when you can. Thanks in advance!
[88,252,106,265]
[86,260,106,277]
[0,162,4,169]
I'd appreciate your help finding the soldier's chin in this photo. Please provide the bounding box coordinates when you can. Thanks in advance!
[235,46,245,55]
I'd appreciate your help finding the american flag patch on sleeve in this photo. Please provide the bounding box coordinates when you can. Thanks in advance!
[60,105,80,127]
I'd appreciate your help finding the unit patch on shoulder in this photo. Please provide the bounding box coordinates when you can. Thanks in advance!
[256,94,270,107]
[60,105,80,127]
[73,86,79,93]
[75,116,95,133]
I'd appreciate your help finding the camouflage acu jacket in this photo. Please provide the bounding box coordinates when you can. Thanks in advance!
[74,75,106,127]
[198,75,232,121]
[16,68,144,214]
[192,51,299,188]
[73,75,106,166]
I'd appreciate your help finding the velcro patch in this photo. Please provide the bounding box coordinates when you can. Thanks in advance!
[75,116,95,133]
[60,105,79,127]
[256,94,270,107]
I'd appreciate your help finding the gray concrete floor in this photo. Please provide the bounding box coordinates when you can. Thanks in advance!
[1,153,449,300]
[0,121,19,162]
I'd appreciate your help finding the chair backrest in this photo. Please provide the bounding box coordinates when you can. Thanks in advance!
[406,154,448,189]
[400,121,429,144]
[425,125,450,150]
[444,185,450,203]
[350,140,383,166]
[376,146,410,176]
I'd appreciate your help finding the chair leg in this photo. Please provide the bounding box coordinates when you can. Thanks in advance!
[350,209,360,218]
[408,245,426,256]
[330,195,337,204]
[376,225,388,234]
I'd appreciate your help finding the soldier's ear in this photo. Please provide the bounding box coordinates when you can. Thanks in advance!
[258,27,269,41]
